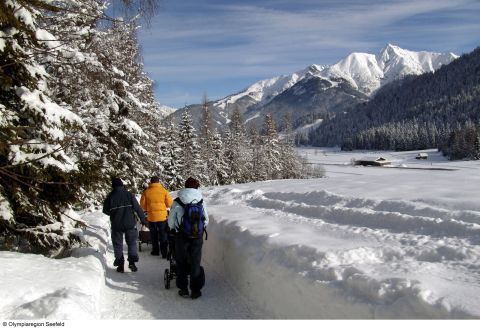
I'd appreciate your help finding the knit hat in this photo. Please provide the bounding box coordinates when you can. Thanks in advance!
[150,176,160,183]
[185,177,200,189]
[112,177,124,188]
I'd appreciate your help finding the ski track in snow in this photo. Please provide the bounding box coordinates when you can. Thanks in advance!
[99,219,254,319]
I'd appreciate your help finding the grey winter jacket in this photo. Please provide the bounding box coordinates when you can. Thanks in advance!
[103,186,146,232]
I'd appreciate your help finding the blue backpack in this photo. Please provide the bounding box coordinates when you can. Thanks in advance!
[175,197,207,239]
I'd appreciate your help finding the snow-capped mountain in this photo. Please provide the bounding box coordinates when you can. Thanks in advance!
[233,43,457,104]
[322,44,458,94]
[169,44,457,131]
[214,64,325,110]
[156,104,177,118]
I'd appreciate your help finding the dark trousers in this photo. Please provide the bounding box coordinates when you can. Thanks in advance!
[149,221,168,256]
[111,228,138,263]
[175,235,204,293]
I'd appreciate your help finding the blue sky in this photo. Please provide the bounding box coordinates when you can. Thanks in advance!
[137,0,480,108]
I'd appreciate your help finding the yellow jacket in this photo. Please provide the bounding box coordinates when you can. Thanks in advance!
[140,183,173,222]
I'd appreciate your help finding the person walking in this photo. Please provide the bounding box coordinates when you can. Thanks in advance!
[168,177,209,299]
[103,177,146,273]
[140,176,173,258]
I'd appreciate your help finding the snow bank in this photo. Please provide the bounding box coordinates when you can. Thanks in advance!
[201,149,480,319]
[203,194,476,318]
[0,211,109,319]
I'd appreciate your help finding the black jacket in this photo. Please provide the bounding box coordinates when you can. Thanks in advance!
[103,186,146,232]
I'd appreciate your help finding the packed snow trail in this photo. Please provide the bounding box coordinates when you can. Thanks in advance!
[90,211,254,319]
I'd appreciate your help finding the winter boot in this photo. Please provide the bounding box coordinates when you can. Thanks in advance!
[178,288,190,298]
[128,262,138,272]
[191,291,202,299]
[114,258,124,273]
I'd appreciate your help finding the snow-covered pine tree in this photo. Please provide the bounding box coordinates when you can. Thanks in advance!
[224,107,250,183]
[473,129,480,160]
[159,119,183,190]
[247,125,268,181]
[178,111,202,183]
[199,95,215,185]
[95,19,160,190]
[38,0,112,205]
[210,128,230,185]
[262,113,282,179]
[0,0,86,255]
[42,3,159,197]
[279,115,303,179]
[280,112,294,144]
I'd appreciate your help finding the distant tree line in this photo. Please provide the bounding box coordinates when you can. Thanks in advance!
[158,104,320,191]
[439,122,480,160]
[308,47,480,160]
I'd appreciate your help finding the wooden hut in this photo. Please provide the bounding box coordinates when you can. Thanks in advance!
[354,157,391,167]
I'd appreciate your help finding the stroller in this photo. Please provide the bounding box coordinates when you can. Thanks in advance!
[164,230,205,290]
[164,231,177,289]
[138,224,151,252]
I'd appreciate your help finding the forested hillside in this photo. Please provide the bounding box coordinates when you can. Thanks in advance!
[309,47,480,157]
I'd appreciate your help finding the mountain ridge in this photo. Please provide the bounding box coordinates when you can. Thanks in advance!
[168,44,457,132]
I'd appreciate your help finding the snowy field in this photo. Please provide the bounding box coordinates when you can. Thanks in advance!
[2,148,480,319]
[202,148,480,318]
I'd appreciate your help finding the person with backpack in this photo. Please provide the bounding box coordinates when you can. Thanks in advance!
[167,177,209,299]
[103,177,147,273]
[140,176,173,258]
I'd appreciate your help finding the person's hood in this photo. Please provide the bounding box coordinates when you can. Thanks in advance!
[148,182,166,190]
[177,188,203,204]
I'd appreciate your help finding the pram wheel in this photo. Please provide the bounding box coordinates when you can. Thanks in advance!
[164,269,170,289]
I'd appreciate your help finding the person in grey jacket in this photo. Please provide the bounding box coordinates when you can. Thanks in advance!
[103,177,147,273]
[168,177,209,299]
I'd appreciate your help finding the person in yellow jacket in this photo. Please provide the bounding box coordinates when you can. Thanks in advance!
[140,176,173,257]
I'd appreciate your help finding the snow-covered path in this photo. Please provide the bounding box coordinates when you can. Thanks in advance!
[97,212,254,319]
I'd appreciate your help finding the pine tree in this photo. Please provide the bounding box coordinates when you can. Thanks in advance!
[248,125,268,181]
[43,4,161,196]
[0,0,85,256]
[262,114,282,179]
[178,111,202,183]
[159,119,183,190]
[473,129,480,160]
[224,107,250,183]
[199,95,215,185]
[210,129,230,185]
[281,112,294,144]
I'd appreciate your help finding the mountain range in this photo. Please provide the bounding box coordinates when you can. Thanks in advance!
[168,44,457,132]
[308,46,480,152]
